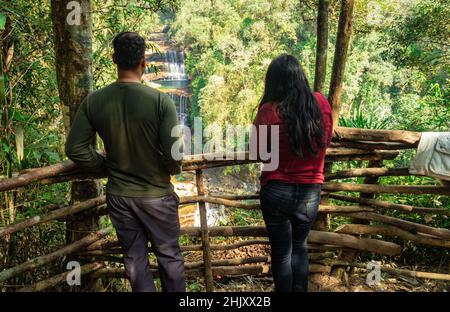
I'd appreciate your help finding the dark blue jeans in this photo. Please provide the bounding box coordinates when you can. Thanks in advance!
[260,180,321,292]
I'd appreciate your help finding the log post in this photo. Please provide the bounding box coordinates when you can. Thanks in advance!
[195,169,214,291]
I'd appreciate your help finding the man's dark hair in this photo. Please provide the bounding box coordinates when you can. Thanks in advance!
[113,32,146,70]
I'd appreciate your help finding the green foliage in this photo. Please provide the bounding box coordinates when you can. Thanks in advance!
[172,0,449,134]
[383,0,449,78]
[171,0,302,128]
[0,13,6,29]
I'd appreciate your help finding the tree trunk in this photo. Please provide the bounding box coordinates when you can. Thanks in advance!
[50,0,102,290]
[314,0,330,93]
[328,0,355,127]
[50,0,101,241]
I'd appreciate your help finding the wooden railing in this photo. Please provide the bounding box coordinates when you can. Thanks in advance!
[1,127,450,292]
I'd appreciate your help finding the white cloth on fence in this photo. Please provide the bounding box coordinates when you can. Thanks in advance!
[409,132,450,181]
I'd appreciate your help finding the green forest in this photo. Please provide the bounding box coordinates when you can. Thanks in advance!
[0,0,449,293]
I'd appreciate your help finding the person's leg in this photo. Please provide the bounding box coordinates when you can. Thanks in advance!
[132,193,185,292]
[260,182,295,292]
[107,194,156,292]
[290,184,321,292]
[290,221,311,292]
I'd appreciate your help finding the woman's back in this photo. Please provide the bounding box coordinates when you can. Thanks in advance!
[253,91,333,186]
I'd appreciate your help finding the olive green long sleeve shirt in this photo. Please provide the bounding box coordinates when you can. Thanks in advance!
[65,82,183,197]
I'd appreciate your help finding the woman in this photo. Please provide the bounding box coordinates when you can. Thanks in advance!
[252,54,333,292]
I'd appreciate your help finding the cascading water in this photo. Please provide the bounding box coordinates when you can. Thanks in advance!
[164,51,188,81]
[161,50,189,126]
[169,94,188,126]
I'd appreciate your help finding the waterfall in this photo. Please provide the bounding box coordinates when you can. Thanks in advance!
[169,94,188,126]
[146,50,189,126]
[164,51,187,81]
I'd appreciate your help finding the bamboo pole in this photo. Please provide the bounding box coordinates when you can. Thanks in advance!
[329,193,450,215]
[0,227,112,283]
[195,169,214,291]
[335,224,450,248]
[323,182,450,195]
[0,196,106,238]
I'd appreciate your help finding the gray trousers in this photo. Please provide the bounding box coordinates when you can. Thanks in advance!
[107,192,185,292]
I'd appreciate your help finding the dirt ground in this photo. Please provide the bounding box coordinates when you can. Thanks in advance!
[204,272,449,292]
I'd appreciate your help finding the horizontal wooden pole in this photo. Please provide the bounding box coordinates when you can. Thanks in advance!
[85,226,400,256]
[0,196,106,238]
[0,228,112,283]
[323,182,450,195]
[91,263,331,280]
[80,239,271,255]
[1,126,421,192]
[335,224,450,248]
[333,127,421,145]
[329,193,450,215]
[334,212,450,240]
[92,253,335,270]
[0,160,76,192]
[0,149,400,192]
[327,261,450,281]
[326,167,413,180]
[40,172,105,185]
[183,239,270,251]
[208,193,260,200]
[331,141,415,150]
[16,262,104,292]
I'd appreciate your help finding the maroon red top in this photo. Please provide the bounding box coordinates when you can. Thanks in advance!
[253,92,333,186]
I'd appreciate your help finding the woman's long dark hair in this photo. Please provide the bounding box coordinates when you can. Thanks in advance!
[260,54,325,157]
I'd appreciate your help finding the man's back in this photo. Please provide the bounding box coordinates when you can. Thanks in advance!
[66,81,181,197]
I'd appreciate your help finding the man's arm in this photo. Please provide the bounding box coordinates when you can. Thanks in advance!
[65,97,106,173]
[159,95,183,175]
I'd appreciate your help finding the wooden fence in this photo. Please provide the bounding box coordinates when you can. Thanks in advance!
[0,127,449,292]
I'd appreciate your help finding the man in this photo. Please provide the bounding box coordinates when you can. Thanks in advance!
[65,32,185,292]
